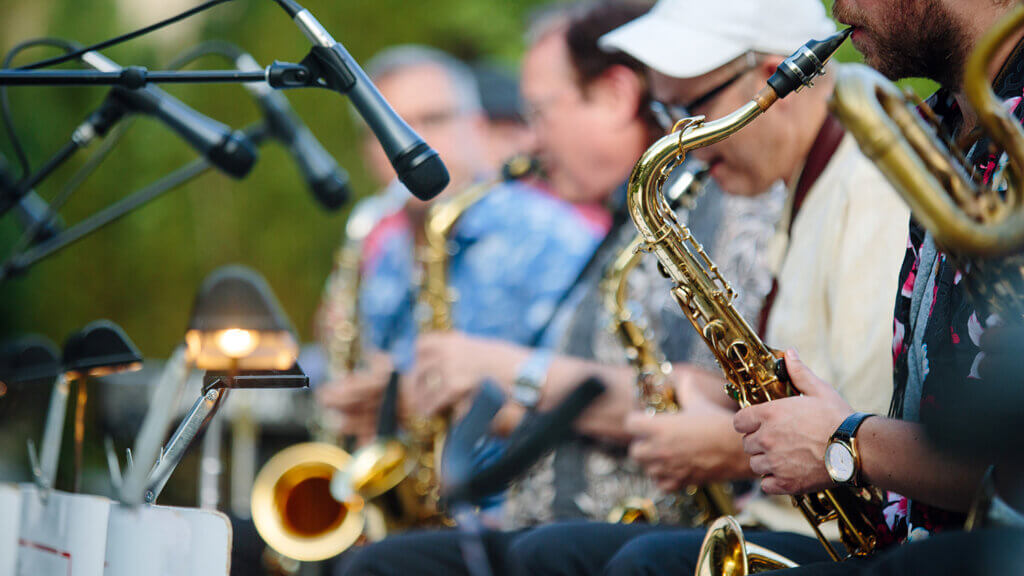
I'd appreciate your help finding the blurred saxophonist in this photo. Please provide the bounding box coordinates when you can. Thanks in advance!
[727,0,1024,574]
[316,46,599,486]
[505,0,916,573]
[340,2,787,575]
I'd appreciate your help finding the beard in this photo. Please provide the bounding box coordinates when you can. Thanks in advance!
[834,0,969,88]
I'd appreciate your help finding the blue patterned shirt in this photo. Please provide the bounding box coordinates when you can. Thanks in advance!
[359,181,603,372]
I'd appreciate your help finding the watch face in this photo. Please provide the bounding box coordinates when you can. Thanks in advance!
[825,442,856,483]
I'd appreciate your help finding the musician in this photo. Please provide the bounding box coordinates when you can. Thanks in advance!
[734,0,1024,573]
[338,2,784,573]
[502,0,916,573]
[316,46,599,454]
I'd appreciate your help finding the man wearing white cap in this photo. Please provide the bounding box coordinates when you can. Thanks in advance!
[505,0,912,573]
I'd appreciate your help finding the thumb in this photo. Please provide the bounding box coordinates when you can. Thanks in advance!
[782,348,826,396]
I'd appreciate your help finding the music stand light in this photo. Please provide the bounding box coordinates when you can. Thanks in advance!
[62,321,142,493]
[185,265,298,372]
[0,335,61,387]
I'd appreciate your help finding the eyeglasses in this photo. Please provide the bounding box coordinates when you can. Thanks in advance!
[649,55,758,131]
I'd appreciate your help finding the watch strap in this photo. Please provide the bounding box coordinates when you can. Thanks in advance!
[832,412,874,443]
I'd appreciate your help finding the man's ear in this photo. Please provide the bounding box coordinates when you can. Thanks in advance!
[587,64,645,127]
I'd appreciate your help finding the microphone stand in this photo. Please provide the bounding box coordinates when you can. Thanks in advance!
[0,124,268,283]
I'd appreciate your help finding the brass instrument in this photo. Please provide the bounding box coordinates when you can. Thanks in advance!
[251,443,366,563]
[602,163,736,525]
[625,30,895,573]
[829,4,1024,320]
[251,197,400,564]
[344,155,538,525]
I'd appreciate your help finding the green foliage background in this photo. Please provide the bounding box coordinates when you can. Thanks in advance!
[0,0,935,356]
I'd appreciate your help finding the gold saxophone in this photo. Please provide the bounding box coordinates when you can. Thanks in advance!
[343,156,538,526]
[625,29,895,573]
[601,162,736,526]
[829,4,1024,320]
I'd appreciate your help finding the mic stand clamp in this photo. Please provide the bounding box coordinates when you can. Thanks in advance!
[140,365,309,505]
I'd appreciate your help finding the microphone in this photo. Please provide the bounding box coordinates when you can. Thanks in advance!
[80,51,257,179]
[0,158,62,243]
[272,0,450,200]
[236,52,349,210]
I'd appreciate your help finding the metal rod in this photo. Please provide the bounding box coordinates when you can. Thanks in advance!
[0,69,268,87]
[0,124,268,282]
[144,385,224,504]
[6,158,210,277]
[37,373,70,489]
[198,402,225,509]
[120,347,190,505]
[72,378,88,493]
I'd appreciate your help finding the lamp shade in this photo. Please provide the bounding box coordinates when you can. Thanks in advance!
[185,265,298,371]
[62,320,143,378]
[0,334,61,384]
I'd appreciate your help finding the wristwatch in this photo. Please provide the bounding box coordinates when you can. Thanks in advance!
[824,412,874,487]
[512,350,553,409]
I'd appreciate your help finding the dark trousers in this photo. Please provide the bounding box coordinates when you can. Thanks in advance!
[759,528,1024,576]
[336,522,830,576]
[337,528,527,576]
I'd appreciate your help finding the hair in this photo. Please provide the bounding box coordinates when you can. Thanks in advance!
[526,1,658,134]
[364,44,483,115]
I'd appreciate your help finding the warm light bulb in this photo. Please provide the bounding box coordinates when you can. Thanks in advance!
[215,328,259,358]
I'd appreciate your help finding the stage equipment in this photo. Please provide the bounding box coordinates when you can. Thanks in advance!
[624,28,895,571]
[166,41,351,210]
[185,266,299,372]
[79,50,256,179]
[602,161,735,526]
[24,322,142,492]
[234,50,349,210]
[0,0,449,201]
[0,334,60,386]
[829,4,1024,320]
[0,156,62,245]
[269,0,449,200]
[117,266,303,508]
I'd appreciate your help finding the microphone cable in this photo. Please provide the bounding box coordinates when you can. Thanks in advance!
[14,0,236,72]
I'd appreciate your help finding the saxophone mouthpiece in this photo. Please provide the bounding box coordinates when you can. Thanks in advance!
[768,28,852,99]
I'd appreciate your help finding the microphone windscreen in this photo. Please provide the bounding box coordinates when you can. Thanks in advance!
[394,143,450,201]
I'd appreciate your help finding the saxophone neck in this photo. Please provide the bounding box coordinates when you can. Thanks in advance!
[417,179,494,332]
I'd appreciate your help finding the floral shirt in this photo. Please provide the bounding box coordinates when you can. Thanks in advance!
[884,42,1024,543]
[358,181,602,371]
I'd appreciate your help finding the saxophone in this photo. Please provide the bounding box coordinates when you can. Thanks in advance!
[343,156,538,525]
[601,162,735,526]
[829,4,1024,320]
[626,29,895,572]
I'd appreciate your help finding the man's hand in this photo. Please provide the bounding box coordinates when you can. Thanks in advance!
[409,332,523,418]
[672,363,738,411]
[626,402,751,492]
[733,349,854,495]
[317,352,394,441]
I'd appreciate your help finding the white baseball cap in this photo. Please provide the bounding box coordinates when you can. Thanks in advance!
[599,0,837,79]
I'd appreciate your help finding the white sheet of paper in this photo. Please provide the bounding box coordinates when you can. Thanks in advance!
[104,504,232,576]
[0,484,22,576]
[16,485,111,576]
